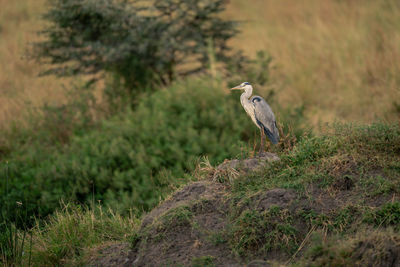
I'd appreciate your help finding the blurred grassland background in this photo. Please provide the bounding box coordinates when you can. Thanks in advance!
[1,0,400,130]
[0,0,68,128]
[224,0,400,125]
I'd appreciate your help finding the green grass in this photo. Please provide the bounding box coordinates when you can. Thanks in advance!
[0,223,30,266]
[363,202,400,230]
[299,228,400,267]
[298,205,360,234]
[135,203,196,249]
[217,122,400,260]
[231,123,400,198]
[208,231,227,246]
[228,206,299,257]
[1,1,399,264]
[0,78,255,227]
[158,205,194,230]
[8,122,399,266]
[191,255,215,267]
[24,204,139,266]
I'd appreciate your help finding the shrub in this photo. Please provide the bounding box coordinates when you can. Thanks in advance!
[33,0,238,91]
[0,78,254,225]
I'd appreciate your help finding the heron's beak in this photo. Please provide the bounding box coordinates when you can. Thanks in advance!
[230,85,242,90]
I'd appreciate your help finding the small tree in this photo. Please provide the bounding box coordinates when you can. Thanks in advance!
[33,0,238,91]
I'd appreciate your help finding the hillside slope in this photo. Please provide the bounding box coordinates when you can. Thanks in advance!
[85,123,400,267]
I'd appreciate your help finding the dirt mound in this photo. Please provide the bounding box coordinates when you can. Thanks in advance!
[130,180,238,266]
[88,153,400,267]
[140,181,222,229]
[88,155,286,266]
[217,152,280,174]
[86,242,131,267]
[88,180,238,266]
[89,189,302,266]
[255,188,297,211]
[128,154,284,266]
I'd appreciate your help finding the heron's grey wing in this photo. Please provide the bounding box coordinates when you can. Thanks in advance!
[251,96,280,144]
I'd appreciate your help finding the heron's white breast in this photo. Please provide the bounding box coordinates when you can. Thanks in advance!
[240,96,260,129]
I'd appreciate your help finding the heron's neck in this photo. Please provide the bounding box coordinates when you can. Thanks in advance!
[241,86,253,100]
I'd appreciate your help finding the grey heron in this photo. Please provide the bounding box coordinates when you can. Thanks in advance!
[231,82,279,153]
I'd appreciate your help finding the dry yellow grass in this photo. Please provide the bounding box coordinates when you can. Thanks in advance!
[0,0,399,129]
[0,0,69,128]
[225,0,400,126]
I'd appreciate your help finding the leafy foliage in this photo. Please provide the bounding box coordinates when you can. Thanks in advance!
[33,0,238,90]
[0,79,253,226]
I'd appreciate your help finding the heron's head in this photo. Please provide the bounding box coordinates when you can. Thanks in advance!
[230,82,252,91]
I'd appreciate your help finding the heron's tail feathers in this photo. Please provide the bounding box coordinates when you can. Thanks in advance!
[264,127,280,144]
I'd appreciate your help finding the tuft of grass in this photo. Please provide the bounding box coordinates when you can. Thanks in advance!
[228,206,299,257]
[302,232,354,267]
[196,157,240,183]
[208,231,227,246]
[0,223,30,267]
[136,204,197,249]
[300,228,400,267]
[24,203,139,267]
[359,175,399,197]
[191,255,215,267]
[158,205,194,229]
[0,161,32,267]
[363,202,400,230]
[299,205,360,235]
[140,204,196,245]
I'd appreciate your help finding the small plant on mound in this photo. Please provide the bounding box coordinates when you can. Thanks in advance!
[191,255,215,267]
[134,204,196,249]
[363,202,400,231]
[158,205,194,230]
[301,228,400,267]
[229,206,299,257]
[299,205,361,235]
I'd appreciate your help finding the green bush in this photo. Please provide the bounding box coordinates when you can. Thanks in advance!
[0,79,253,225]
